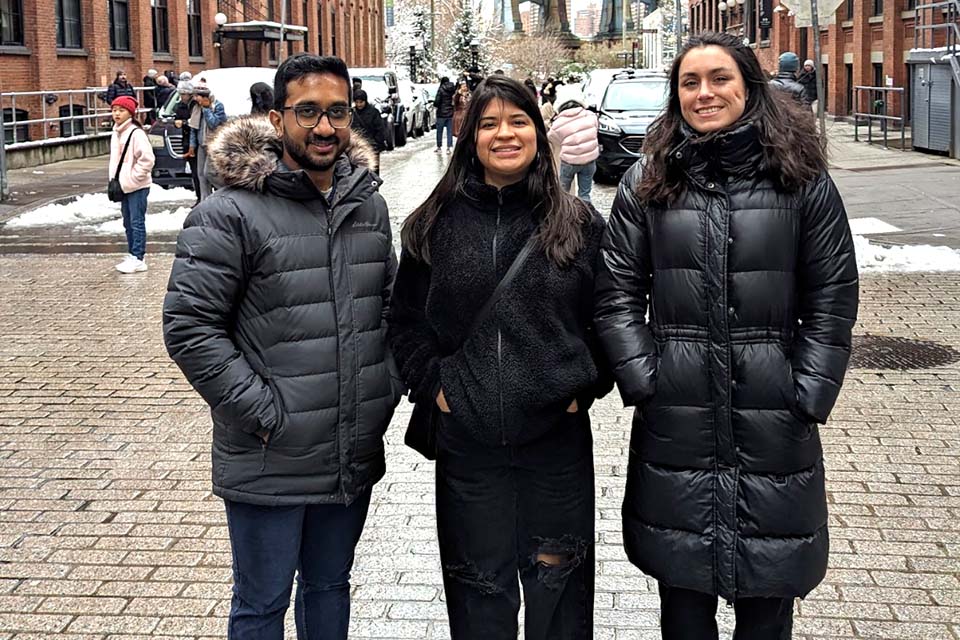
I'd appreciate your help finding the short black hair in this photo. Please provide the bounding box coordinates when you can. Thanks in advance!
[354,89,368,102]
[440,76,449,84]
[273,53,352,111]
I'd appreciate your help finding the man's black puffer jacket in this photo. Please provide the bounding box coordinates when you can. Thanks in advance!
[389,175,612,447]
[163,116,402,506]
[770,72,806,104]
[594,122,859,601]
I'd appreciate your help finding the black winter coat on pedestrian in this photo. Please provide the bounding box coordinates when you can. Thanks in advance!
[770,72,806,104]
[105,81,136,105]
[797,70,818,105]
[594,123,859,601]
[389,176,612,447]
[434,81,456,118]
[163,116,402,506]
[352,103,390,153]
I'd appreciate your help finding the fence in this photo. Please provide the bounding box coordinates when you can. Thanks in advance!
[852,85,907,151]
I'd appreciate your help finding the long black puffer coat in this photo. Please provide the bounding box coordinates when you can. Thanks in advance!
[594,123,859,601]
[163,116,402,506]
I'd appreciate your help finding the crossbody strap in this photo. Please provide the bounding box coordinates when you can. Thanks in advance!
[466,232,539,338]
[114,129,136,181]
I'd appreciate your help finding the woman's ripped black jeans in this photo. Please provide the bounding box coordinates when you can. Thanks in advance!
[434,409,595,640]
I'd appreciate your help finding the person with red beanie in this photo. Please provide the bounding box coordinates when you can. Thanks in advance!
[109,95,155,273]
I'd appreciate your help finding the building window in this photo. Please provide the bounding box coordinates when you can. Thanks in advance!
[872,0,882,14]
[109,0,130,50]
[317,0,323,54]
[846,0,854,20]
[0,0,24,45]
[152,0,169,52]
[55,0,82,48]
[330,5,336,56]
[3,108,30,144]
[799,27,809,61]
[187,0,202,56]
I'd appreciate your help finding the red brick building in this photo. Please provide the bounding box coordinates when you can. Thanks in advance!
[686,0,953,121]
[1,0,384,140]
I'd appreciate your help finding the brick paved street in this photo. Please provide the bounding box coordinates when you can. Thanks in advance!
[0,249,958,639]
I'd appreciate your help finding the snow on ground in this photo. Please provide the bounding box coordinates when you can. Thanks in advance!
[91,206,192,234]
[855,235,960,272]
[4,185,193,229]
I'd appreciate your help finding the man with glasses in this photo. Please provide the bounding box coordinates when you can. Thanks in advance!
[163,54,401,640]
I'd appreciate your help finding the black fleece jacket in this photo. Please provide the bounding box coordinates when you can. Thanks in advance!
[388,175,613,446]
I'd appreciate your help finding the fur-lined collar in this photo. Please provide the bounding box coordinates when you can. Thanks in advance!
[206,115,379,194]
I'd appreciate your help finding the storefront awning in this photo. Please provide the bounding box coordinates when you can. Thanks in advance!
[219,20,308,42]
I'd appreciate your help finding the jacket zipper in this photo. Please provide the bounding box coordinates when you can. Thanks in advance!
[494,191,506,446]
[327,212,346,499]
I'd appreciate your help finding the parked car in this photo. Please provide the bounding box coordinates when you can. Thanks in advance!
[413,83,437,131]
[595,70,669,181]
[352,68,406,148]
[150,66,276,189]
[581,68,630,110]
[399,80,427,137]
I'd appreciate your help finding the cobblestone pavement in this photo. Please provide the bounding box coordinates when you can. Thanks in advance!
[0,250,958,639]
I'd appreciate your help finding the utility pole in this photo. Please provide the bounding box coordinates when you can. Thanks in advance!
[675,0,682,57]
[0,77,8,202]
[431,0,435,55]
[811,0,826,145]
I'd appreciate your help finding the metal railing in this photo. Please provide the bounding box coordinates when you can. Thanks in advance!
[914,0,960,87]
[1,85,155,146]
[853,86,907,150]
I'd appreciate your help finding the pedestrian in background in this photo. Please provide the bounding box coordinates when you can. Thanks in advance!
[352,89,389,173]
[434,76,456,153]
[142,69,159,123]
[174,82,200,205]
[452,80,471,140]
[389,74,611,640]
[797,59,818,112]
[595,31,858,639]
[189,83,227,200]
[108,95,155,274]
[164,53,400,640]
[249,81,274,116]
[548,84,599,203]
[523,78,538,101]
[769,51,806,104]
[105,70,135,105]
[154,75,175,112]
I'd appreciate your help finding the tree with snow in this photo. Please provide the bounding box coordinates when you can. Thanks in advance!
[386,0,436,81]
[445,6,485,73]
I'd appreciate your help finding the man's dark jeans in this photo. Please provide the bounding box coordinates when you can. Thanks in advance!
[223,488,372,640]
[435,411,595,640]
[658,583,794,640]
[436,116,453,149]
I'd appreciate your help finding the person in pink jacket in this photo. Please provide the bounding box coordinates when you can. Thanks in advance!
[547,85,599,203]
[108,95,155,273]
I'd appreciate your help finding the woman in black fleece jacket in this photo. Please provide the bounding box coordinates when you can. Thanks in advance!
[388,75,611,640]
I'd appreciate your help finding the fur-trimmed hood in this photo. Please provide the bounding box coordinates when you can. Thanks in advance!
[206,115,380,196]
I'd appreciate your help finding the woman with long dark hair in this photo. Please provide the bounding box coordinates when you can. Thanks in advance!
[249,81,274,115]
[594,31,858,638]
[388,75,611,640]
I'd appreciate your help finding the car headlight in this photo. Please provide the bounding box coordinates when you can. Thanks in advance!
[598,116,622,135]
[148,134,166,148]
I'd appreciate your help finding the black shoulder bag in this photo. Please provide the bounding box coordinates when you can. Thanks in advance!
[404,232,540,460]
[107,130,135,203]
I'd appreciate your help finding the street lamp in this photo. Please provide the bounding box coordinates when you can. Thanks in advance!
[214,12,227,68]
[469,38,480,71]
[409,45,418,82]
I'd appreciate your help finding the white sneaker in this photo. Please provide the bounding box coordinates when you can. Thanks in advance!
[114,255,136,271]
[116,257,148,274]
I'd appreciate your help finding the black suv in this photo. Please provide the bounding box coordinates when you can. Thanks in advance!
[596,70,669,180]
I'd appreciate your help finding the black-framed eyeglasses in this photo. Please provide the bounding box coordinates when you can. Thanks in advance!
[279,104,353,129]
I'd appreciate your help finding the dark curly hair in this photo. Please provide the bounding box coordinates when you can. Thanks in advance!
[638,31,826,206]
[401,75,589,267]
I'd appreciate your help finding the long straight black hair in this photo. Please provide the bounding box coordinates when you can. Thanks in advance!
[401,75,589,267]
[638,31,826,205]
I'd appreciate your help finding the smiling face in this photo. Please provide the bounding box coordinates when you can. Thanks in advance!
[678,45,747,134]
[474,98,538,189]
[269,72,351,181]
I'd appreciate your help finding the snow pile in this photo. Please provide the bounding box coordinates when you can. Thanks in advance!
[4,187,194,228]
[855,235,960,272]
[91,206,191,234]
[6,192,122,227]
